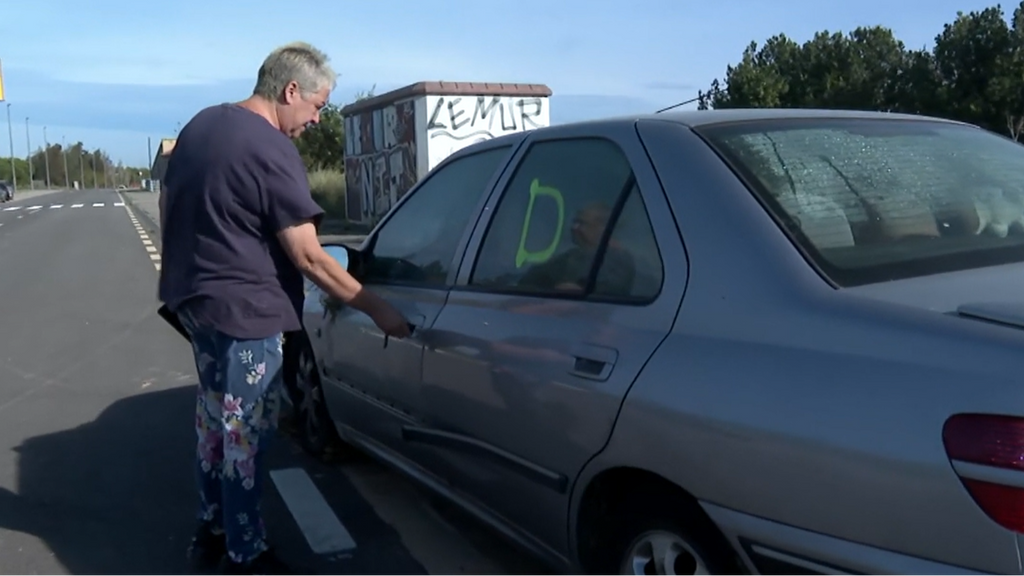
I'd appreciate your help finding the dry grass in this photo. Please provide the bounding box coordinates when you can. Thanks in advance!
[308,168,346,220]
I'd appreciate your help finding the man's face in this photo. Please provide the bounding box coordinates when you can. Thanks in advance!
[571,206,608,248]
[279,81,330,139]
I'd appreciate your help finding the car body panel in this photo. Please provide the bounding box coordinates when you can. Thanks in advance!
[303,110,1024,574]
[396,119,689,557]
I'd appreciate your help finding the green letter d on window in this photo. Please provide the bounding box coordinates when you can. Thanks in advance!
[515,178,565,269]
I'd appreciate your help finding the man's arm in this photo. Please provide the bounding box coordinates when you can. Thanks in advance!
[264,144,410,338]
[276,220,380,312]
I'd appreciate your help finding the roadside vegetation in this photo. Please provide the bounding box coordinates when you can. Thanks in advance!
[698,2,1024,141]
[0,144,148,189]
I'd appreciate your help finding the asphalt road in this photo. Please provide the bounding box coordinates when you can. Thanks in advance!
[0,189,552,575]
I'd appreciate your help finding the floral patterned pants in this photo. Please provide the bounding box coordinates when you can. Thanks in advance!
[179,310,284,564]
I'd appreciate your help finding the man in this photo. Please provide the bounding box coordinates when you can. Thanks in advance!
[158,42,410,574]
[518,202,636,296]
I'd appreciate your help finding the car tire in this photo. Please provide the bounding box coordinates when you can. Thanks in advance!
[283,333,352,462]
[600,491,740,575]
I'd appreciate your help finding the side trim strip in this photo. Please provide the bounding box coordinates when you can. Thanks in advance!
[401,425,568,494]
[738,537,861,575]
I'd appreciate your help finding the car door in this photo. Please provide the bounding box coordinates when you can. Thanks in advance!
[404,122,689,553]
[318,143,519,452]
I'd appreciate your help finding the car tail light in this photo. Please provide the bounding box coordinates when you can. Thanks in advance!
[943,414,1024,532]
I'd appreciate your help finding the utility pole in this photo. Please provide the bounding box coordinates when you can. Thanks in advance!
[24,117,33,189]
[42,126,50,188]
[91,153,97,189]
[6,103,15,189]
[79,150,84,190]
[61,135,69,189]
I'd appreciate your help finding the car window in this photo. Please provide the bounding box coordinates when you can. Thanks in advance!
[698,119,1024,286]
[469,137,664,301]
[363,146,511,287]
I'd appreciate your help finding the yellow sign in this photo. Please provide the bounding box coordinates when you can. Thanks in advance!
[0,59,6,102]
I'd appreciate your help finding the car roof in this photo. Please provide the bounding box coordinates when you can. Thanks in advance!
[535,108,970,132]
[446,108,972,166]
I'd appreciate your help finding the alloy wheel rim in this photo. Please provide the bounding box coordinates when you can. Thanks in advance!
[621,530,709,575]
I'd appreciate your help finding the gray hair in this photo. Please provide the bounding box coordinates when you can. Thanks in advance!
[253,42,337,100]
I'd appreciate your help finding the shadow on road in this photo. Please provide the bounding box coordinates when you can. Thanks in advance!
[0,385,200,574]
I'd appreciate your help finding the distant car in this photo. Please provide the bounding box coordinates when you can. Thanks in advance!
[291,109,1024,574]
[116,185,127,191]
[0,181,12,202]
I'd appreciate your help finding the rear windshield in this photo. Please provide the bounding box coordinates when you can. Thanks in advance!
[697,118,1024,286]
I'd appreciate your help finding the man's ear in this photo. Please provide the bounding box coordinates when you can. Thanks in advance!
[283,80,301,104]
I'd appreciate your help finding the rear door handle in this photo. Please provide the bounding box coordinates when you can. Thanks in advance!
[569,343,618,381]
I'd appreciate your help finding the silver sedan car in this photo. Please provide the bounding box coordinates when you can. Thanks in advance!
[290,109,1024,574]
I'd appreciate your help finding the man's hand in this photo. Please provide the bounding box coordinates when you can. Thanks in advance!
[277,220,411,339]
[370,301,412,339]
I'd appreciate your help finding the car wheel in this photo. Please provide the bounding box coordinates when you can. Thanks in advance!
[597,491,739,575]
[285,334,352,462]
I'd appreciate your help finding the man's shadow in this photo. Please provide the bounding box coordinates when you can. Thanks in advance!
[0,384,200,575]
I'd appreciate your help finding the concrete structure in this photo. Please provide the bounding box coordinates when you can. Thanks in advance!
[149,138,176,189]
[340,81,552,224]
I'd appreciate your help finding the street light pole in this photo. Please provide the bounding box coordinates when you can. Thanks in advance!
[61,135,69,189]
[79,150,84,189]
[5,103,15,189]
[42,126,50,189]
[24,117,33,190]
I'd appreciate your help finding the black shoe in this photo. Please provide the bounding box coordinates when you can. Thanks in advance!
[186,523,227,572]
[219,548,293,575]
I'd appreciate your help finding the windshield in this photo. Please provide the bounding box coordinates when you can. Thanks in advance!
[697,118,1024,287]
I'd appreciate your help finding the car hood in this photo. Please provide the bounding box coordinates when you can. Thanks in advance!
[842,262,1024,321]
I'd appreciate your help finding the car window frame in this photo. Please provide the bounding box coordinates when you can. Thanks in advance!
[357,137,525,290]
[453,126,666,305]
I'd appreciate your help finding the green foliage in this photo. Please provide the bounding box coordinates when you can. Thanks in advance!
[697,1,1024,140]
[1,140,149,189]
[295,86,376,172]
[308,168,346,219]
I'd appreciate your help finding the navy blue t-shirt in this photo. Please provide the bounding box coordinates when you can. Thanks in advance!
[158,103,324,340]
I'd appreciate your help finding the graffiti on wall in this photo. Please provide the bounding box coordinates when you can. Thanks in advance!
[425,95,549,169]
[344,100,418,222]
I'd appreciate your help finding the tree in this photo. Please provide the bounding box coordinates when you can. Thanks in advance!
[697,1,1024,141]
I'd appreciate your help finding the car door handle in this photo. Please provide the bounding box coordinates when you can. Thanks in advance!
[569,343,618,381]
[383,314,426,349]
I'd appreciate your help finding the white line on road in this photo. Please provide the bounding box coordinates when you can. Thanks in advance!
[145,245,157,253]
[49,204,63,209]
[2,206,20,211]
[27,205,42,210]
[92,202,104,207]
[270,467,356,555]
[114,202,125,206]
[71,203,83,208]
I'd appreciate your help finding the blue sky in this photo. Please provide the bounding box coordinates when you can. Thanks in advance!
[0,0,1004,167]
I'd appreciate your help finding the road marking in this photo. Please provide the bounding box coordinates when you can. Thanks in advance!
[27,205,42,210]
[92,202,104,207]
[49,204,63,209]
[2,206,19,211]
[120,194,162,272]
[71,203,83,208]
[270,468,356,554]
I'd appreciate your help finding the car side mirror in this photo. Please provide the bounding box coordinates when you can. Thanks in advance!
[322,243,366,279]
